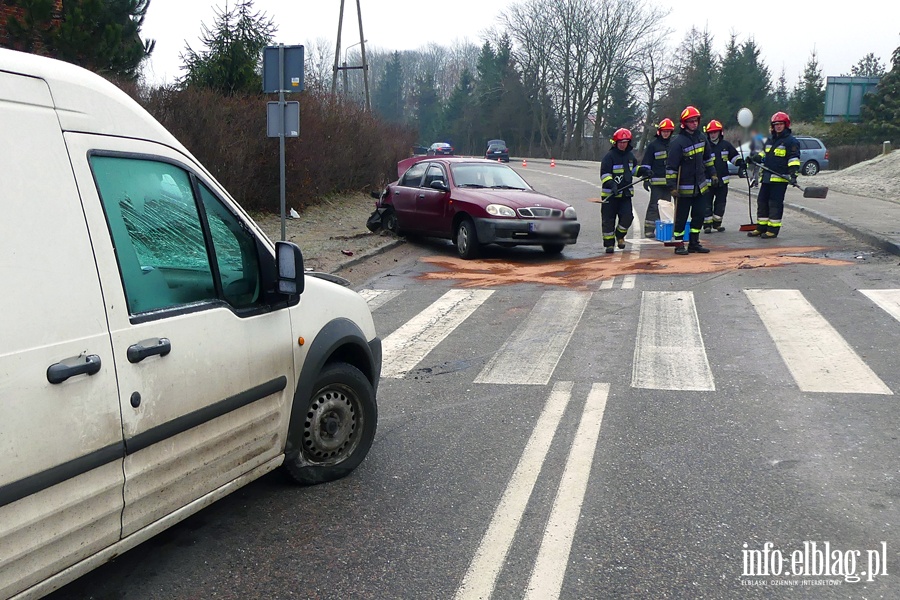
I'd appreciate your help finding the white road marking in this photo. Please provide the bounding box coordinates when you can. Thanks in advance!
[600,278,615,290]
[381,289,493,378]
[475,291,591,385]
[632,291,716,391]
[358,288,403,311]
[861,289,900,324]
[454,382,575,600]
[621,275,636,289]
[524,383,610,600]
[746,289,892,394]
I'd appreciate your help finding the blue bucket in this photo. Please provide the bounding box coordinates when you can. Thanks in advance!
[655,220,691,242]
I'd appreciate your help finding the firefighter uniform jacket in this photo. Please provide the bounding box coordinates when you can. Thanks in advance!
[707,137,740,185]
[666,127,715,198]
[600,145,641,201]
[751,128,801,184]
[638,136,670,187]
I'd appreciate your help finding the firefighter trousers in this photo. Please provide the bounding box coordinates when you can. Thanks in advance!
[602,196,634,247]
[674,193,704,245]
[754,183,787,236]
[703,184,728,226]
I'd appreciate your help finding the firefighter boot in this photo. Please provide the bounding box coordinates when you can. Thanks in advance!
[713,217,725,232]
[674,242,689,256]
[606,246,615,254]
[747,225,765,237]
[688,231,710,253]
[617,236,626,249]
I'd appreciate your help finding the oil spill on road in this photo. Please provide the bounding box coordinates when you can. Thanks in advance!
[418,246,851,288]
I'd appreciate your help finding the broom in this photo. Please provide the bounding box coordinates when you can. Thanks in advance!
[755,163,829,198]
[737,143,758,231]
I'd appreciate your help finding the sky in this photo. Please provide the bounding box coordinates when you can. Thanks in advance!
[141,0,899,92]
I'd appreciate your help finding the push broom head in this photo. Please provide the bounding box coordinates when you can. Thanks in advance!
[802,185,829,199]
[739,223,757,231]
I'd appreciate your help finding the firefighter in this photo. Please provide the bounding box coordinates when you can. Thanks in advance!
[702,119,745,233]
[665,106,716,255]
[745,111,801,238]
[638,118,676,238]
[600,128,649,253]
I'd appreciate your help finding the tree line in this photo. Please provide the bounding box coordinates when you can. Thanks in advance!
[3,0,897,206]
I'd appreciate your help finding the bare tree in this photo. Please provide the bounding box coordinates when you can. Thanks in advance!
[634,32,674,153]
[304,37,335,94]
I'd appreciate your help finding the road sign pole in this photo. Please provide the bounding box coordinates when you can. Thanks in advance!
[279,43,286,241]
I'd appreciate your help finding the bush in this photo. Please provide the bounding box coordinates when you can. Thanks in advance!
[825,144,883,171]
[118,79,416,213]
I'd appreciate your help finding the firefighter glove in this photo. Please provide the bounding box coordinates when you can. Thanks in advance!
[608,181,618,196]
[638,166,652,178]
[642,178,651,191]
[789,174,798,186]
[734,157,745,168]
[710,175,720,187]
[669,189,678,198]
[738,166,747,179]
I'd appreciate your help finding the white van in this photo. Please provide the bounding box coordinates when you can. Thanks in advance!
[0,49,381,599]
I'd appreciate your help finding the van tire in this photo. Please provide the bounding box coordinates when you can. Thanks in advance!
[285,362,377,485]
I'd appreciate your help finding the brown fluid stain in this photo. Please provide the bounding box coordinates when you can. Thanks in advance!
[419,246,850,289]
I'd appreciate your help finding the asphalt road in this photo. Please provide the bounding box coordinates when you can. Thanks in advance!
[49,160,900,600]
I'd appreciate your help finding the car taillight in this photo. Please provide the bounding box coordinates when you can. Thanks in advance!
[824,150,829,159]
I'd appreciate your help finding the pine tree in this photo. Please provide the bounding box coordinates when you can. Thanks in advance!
[603,70,642,138]
[861,45,900,140]
[414,72,442,144]
[4,0,155,80]
[444,68,476,152]
[846,52,886,78]
[790,50,825,123]
[179,0,276,95]
[373,51,404,123]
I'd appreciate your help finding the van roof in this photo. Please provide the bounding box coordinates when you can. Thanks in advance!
[0,49,189,156]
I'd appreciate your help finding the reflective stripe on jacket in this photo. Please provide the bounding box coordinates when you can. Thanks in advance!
[666,128,715,197]
[749,128,801,184]
[639,136,670,187]
[600,146,641,200]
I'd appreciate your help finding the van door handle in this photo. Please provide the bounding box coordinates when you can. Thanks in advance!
[47,354,102,384]
[127,338,172,363]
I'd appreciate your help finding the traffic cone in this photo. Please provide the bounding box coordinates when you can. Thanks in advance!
[550,158,556,167]
[522,159,528,167]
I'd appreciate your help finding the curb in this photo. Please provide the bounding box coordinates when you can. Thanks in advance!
[785,202,900,257]
[331,238,406,274]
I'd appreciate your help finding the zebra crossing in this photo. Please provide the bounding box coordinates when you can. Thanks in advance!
[365,286,900,396]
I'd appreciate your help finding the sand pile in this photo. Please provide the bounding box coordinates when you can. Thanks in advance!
[814,150,900,201]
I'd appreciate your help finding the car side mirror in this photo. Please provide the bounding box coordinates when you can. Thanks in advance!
[276,241,305,296]
[430,180,450,192]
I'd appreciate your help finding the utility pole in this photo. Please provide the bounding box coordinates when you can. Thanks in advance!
[331,0,370,110]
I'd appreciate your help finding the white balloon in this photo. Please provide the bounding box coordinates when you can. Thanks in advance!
[737,108,753,128]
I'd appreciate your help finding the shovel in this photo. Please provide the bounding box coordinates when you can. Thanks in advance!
[755,163,829,198]
[598,176,651,202]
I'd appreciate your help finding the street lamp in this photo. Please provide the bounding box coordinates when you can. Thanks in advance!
[342,40,367,97]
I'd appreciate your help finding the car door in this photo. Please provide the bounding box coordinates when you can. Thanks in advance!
[66,134,295,537]
[392,161,427,230]
[0,72,124,599]
[418,163,453,236]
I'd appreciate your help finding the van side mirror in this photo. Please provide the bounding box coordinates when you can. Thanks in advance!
[430,180,450,192]
[276,241,305,296]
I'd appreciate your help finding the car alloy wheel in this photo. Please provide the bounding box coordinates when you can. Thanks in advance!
[802,161,819,176]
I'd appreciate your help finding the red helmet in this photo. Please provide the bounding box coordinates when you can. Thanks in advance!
[611,128,632,143]
[705,119,723,133]
[657,118,675,132]
[680,105,701,123]
[770,111,791,127]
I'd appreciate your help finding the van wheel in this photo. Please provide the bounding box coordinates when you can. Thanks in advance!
[802,161,819,176]
[542,243,565,255]
[383,209,401,234]
[456,219,480,259]
[285,362,377,485]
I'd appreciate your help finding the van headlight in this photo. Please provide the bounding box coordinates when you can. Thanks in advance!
[564,206,577,219]
[486,204,516,217]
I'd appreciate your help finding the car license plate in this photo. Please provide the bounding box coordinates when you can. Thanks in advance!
[529,221,563,233]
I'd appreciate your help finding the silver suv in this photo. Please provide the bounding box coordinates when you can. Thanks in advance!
[796,136,829,175]
[730,136,829,177]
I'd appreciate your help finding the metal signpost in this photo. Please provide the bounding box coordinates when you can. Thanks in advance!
[263,44,305,240]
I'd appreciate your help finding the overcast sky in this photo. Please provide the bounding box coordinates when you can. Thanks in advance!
[141,0,899,93]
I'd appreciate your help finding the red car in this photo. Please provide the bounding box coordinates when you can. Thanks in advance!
[375,157,580,259]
